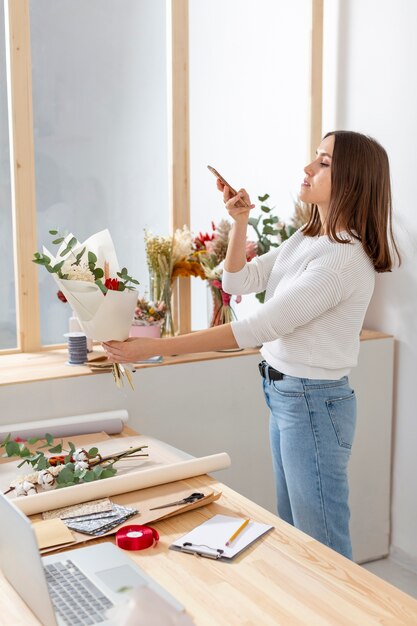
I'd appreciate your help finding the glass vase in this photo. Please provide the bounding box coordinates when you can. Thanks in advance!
[149,271,175,337]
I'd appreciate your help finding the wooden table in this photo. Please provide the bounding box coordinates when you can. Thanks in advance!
[1,427,417,625]
[1,478,417,625]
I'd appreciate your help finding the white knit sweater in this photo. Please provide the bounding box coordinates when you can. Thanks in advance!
[222,229,375,379]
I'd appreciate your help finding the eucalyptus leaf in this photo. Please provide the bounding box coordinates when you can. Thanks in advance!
[75,247,86,264]
[88,447,99,457]
[95,279,107,294]
[5,441,20,456]
[49,229,58,235]
[1,433,11,447]
[88,251,97,264]
[56,466,75,483]
[53,260,65,273]
[37,456,49,470]
[100,468,117,479]
[27,437,39,445]
[82,470,97,482]
[74,467,88,479]
[48,443,63,454]
[52,237,65,245]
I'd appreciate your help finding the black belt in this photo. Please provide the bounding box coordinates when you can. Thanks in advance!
[258,360,284,381]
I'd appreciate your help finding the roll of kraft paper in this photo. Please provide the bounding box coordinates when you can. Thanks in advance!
[0,410,128,441]
[13,452,231,516]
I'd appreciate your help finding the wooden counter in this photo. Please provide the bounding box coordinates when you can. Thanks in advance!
[0,329,391,386]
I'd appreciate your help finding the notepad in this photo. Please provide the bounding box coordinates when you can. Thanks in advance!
[170,514,273,561]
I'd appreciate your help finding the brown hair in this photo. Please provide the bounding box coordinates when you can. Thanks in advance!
[302,130,401,272]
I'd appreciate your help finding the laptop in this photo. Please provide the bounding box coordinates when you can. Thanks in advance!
[0,493,185,626]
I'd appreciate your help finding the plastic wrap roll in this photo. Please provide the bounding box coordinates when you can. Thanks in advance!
[13,452,231,516]
[0,410,128,440]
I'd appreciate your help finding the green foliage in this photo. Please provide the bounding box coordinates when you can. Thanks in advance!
[1,434,148,491]
[249,194,296,303]
[33,229,139,294]
[117,267,140,291]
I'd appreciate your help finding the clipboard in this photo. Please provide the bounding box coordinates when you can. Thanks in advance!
[169,514,274,561]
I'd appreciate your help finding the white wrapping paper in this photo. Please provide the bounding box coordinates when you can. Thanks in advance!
[44,229,137,342]
[0,410,128,440]
[3,436,231,516]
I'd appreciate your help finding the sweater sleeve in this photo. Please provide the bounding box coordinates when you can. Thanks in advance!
[230,265,344,348]
[222,247,280,295]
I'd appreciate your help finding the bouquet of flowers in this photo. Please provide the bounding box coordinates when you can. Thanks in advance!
[1,433,148,497]
[133,297,167,326]
[144,226,205,336]
[33,229,139,388]
[194,220,245,326]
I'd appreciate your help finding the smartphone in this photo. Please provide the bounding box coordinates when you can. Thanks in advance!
[207,165,250,207]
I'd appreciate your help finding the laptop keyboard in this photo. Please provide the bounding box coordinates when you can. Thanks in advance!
[44,560,114,625]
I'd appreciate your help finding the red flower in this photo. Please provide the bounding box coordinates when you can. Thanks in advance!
[49,455,73,466]
[221,291,231,306]
[57,290,67,303]
[13,437,26,443]
[105,278,120,291]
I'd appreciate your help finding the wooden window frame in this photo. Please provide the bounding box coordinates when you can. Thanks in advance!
[1,0,322,355]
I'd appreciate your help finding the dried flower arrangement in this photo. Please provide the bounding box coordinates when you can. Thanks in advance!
[1,434,148,496]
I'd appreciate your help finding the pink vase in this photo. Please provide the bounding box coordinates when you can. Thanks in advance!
[129,324,161,338]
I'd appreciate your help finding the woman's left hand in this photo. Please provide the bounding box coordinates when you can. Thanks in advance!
[103,338,158,363]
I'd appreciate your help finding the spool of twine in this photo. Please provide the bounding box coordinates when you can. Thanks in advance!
[64,332,88,365]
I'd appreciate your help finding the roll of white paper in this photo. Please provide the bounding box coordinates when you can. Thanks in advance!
[13,451,231,516]
[0,410,128,440]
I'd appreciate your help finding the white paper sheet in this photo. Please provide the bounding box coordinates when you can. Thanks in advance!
[2,436,231,516]
[0,410,128,440]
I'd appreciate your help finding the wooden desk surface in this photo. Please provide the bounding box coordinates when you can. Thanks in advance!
[1,473,417,625]
[0,425,415,625]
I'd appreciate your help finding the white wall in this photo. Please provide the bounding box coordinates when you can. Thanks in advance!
[322,0,417,566]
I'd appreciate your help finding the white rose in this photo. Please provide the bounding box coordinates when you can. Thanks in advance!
[37,469,56,490]
[73,448,89,462]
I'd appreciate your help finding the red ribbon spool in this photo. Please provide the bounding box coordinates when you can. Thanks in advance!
[116,524,159,551]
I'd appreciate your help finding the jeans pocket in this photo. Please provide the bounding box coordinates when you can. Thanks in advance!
[271,381,304,397]
[326,391,356,449]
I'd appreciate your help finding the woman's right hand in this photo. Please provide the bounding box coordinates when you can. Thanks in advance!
[216,179,255,224]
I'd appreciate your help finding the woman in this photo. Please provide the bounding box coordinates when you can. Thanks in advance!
[104,130,400,559]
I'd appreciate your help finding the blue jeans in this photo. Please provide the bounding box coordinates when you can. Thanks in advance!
[262,372,356,559]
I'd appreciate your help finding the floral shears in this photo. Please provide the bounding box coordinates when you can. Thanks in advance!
[149,492,205,510]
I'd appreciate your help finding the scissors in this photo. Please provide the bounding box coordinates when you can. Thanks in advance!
[149,492,205,510]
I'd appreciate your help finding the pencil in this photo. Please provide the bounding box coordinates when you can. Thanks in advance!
[225,518,250,546]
